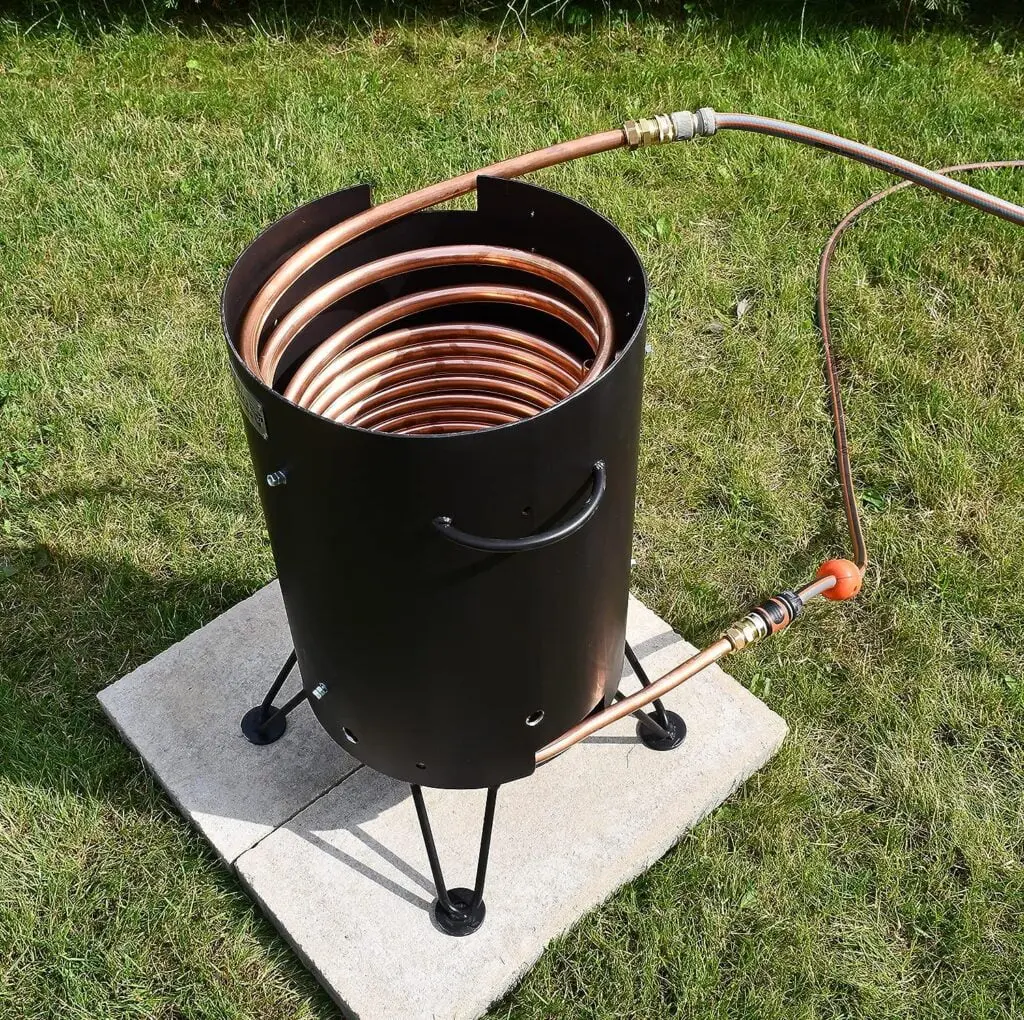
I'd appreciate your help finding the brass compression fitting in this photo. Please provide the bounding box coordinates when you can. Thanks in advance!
[623,108,718,149]
[722,590,805,650]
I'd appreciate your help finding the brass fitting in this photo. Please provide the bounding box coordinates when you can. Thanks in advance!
[623,114,676,149]
[623,108,718,150]
[722,612,769,651]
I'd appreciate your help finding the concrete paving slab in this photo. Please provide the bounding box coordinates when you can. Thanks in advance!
[233,595,788,1020]
[98,581,360,863]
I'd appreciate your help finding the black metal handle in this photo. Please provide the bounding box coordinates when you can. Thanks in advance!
[433,461,607,553]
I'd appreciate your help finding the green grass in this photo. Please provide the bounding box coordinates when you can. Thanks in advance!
[2,6,1024,1018]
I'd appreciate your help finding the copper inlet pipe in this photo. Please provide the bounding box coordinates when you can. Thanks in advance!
[236,109,1024,444]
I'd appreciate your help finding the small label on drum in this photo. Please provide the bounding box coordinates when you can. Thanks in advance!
[231,367,268,440]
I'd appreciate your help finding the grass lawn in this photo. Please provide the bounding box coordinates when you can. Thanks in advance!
[2,4,1024,1017]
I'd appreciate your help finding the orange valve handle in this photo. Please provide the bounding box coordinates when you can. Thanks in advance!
[816,559,863,601]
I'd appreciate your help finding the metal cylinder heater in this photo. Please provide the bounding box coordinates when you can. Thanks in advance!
[218,107,1024,936]
[222,176,648,790]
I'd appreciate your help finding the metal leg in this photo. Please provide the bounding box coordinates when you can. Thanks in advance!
[411,784,499,936]
[624,641,670,728]
[612,689,673,740]
[623,640,686,751]
[240,649,309,745]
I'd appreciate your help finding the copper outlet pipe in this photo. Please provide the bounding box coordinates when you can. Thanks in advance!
[534,572,841,764]
[535,638,734,764]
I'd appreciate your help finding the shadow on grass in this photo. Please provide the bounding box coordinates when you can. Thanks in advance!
[0,543,346,1015]
[0,539,458,926]
[0,543,261,800]
[2,0,1022,42]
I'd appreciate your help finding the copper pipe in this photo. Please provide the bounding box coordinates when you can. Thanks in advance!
[306,328,577,426]
[236,108,1024,436]
[375,408,517,433]
[534,576,838,763]
[257,244,612,385]
[229,112,1024,758]
[336,375,556,427]
[285,284,599,407]
[533,121,1024,764]
[319,369,567,423]
[815,159,1024,573]
[340,378,548,425]
[311,336,579,418]
[535,638,735,764]
[320,357,571,422]
[233,132,628,438]
[354,393,538,430]
[239,129,627,373]
[319,324,583,390]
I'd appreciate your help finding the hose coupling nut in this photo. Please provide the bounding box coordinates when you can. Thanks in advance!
[624,114,675,149]
[722,612,769,651]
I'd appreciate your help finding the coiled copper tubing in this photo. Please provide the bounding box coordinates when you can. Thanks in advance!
[238,130,628,437]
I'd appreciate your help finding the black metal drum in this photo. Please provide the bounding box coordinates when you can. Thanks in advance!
[222,176,647,788]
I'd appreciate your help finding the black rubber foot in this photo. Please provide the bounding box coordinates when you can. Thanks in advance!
[637,709,686,751]
[241,706,287,745]
[432,888,486,936]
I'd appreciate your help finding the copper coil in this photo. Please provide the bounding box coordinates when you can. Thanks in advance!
[373,408,518,433]
[333,374,556,425]
[353,393,538,430]
[283,279,602,407]
[254,255,613,436]
[323,356,570,419]
[318,324,583,392]
[331,364,558,425]
[234,129,630,436]
[239,128,626,372]
[309,327,582,421]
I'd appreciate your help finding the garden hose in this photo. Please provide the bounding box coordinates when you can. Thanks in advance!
[817,157,1024,575]
[233,110,1024,755]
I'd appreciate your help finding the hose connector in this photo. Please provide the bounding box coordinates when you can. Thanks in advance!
[623,113,675,149]
[671,108,718,140]
[722,612,769,651]
[722,588,805,650]
[624,108,717,149]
